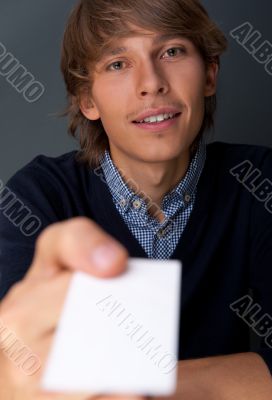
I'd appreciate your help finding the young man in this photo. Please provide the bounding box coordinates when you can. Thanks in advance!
[0,0,272,399]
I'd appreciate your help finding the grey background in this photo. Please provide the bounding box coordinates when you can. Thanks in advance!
[0,0,271,184]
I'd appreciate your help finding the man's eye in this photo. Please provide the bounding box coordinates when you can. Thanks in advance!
[163,47,186,58]
[106,47,186,71]
[106,61,125,71]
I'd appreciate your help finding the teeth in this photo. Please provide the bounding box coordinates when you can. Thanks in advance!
[138,113,175,123]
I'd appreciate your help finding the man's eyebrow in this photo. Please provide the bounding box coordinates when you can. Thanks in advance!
[101,33,187,58]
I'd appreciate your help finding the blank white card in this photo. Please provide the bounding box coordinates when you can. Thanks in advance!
[41,258,182,397]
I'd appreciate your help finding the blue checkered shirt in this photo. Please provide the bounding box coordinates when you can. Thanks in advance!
[99,137,206,259]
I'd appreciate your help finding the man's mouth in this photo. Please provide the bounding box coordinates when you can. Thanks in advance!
[133,112,182,124]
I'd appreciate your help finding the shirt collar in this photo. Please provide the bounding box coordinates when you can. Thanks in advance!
[99,135,206,213]
[163,134,206,206]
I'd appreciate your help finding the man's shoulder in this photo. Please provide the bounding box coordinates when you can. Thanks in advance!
[4,150,90,202]
[7,150,86,184]
[206,141,272,171]
[20,150,81,173]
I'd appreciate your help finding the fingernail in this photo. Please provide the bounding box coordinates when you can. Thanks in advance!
[90,243,120,270]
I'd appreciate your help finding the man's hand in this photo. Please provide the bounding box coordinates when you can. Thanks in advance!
[155,353,272,400]
[0,217,146,400]
[2,217,271,400]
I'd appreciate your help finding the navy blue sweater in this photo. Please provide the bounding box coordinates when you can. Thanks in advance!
[0,141,272,374]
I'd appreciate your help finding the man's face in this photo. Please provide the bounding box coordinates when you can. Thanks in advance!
[81,24,218,164]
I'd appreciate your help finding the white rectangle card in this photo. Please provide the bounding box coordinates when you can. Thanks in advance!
[41,257,182,397]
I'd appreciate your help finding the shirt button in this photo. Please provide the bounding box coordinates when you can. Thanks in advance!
[157,220,174,238]
[184,193,191,203]
[119,198,127,207]
[157,229,164,238]
[157,227,168,238]
[133,199,142,209]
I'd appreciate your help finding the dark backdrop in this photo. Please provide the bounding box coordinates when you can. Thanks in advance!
[0,0,271,183]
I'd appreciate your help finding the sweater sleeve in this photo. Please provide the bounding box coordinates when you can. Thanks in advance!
[248,147,272,374]
[0,157,64,300]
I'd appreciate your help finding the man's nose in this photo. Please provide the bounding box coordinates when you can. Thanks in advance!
[135,60,169,97]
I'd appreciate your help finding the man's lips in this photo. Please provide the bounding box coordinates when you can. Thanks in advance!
[132,107,182,123]
[132,112,182,124]
[131,112,182,132]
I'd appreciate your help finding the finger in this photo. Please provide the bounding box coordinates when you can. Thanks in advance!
[37,393,94,400]
[87,396,148,400]
[27,217,129,280]
[0,272,72,339]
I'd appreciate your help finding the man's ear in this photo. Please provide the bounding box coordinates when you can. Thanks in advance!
[204,62,219,97]
[79,90,100,121]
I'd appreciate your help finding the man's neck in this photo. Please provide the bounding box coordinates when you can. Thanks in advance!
[109,147,191,221]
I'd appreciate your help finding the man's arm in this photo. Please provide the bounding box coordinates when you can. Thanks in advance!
[155,352,272,400]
